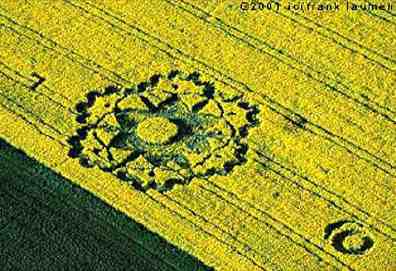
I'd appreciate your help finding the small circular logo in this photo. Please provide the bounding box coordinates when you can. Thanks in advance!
[68,70,259,192]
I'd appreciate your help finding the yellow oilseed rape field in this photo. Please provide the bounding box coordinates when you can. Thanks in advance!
[0,0,395,270]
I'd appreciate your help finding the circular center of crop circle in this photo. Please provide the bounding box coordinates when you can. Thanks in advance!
[343,233,366,251]
[136,117,178,145]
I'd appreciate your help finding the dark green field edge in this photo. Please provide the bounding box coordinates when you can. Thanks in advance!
[0,138,214,271]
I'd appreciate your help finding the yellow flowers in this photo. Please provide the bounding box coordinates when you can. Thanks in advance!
[0,0,394,270]
[136,116,179,145]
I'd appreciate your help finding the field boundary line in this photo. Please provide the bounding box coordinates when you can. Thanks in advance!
[161,183,352,270]
[145,191,268,271]
[0,107,240,271]
[0,175,179,271]
[156,192,276,270]
[154,189,335,270]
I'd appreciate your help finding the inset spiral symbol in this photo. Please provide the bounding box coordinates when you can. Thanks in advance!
[324,220,374,255]
[68,70,259,192]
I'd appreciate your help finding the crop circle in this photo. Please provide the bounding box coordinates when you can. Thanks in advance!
[324,220,374,255]
[68,70,259,192]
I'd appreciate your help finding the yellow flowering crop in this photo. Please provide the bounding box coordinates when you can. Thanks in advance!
[0,0,394,270]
